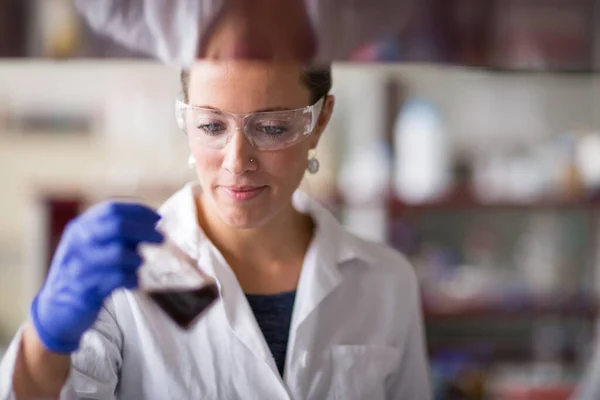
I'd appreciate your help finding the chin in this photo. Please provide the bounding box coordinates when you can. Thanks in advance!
[205,186,288,229]
[218,207,270,229]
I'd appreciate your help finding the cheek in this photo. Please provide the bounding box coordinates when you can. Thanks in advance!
[191,146,222,178]
[261,147,307,186]
[189,140,308,190]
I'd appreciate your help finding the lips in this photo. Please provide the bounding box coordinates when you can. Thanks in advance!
[220,185,266,202]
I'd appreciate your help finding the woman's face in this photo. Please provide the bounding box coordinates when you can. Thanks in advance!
[187,61,333,229]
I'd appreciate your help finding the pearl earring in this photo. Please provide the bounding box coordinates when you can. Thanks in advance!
[307,149,319,174]
[188,154,196,169]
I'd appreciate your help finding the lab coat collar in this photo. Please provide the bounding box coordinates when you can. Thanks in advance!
[156,181,208,262]
[158,182,376,269]
[157,182,376,372]
[291,189,376,267]
[286,189,376,346]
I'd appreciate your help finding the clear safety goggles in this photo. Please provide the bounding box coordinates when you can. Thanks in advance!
[175,95,324,151]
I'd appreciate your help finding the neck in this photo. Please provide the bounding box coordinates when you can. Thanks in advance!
[195,194,314,276]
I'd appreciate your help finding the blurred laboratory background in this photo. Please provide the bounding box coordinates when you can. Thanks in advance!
[3,0,600,399]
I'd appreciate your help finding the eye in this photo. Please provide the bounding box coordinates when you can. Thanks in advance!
[256,122,289,136]
[197,122,227,136]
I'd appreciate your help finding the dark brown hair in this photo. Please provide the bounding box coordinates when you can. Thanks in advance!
[180,65,332,104]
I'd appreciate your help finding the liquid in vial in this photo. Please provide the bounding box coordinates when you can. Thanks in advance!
[149,282,219,329]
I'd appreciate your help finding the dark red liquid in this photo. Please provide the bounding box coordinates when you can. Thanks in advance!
[148,283,219,329]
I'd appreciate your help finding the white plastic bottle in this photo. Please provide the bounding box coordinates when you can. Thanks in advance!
[393,98,451,204]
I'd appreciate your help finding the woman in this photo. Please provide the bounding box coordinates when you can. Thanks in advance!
[1,61,431,399]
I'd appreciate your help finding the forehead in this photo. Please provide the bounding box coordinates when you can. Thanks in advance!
[187,61,311,113]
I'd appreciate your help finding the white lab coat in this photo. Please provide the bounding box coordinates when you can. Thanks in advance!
[73,0,415,67]
[572,335,600,400]
[0,182,431,400]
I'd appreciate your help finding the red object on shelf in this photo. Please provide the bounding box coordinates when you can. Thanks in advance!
[495,384,574,400]
[44,197,83,276]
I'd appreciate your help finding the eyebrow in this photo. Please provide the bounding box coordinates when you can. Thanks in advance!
[192,105,295,113]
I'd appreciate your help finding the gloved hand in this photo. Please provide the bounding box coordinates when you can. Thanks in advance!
[30,201,164,354]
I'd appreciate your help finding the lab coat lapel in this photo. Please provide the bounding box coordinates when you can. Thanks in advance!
[206,245,275,367]
[158,183,280,372]
[290,230,341,333]
[289,195,347,334]
[289,192,374,333]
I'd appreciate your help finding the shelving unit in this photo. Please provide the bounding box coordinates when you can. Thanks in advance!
[379,185,600,399]
[423,293,598,320]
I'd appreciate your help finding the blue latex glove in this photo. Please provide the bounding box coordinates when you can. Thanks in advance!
[30,201,164,353]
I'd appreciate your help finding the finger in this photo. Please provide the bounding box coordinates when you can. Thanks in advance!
[102,271,138,296]
[95,270,131,299]
[82,202,161,225]
[83,219,164,246]
[121,271,139,290]
[77,243,143,271]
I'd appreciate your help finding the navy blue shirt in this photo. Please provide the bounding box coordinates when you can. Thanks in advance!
[246,291,296,376]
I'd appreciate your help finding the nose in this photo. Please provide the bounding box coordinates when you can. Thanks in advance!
[222,128,257,176]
